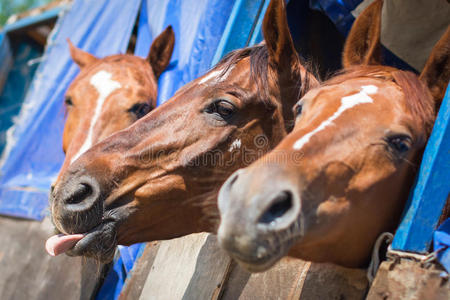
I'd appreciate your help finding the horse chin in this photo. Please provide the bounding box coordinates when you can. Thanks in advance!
[65,220,118,263]
[232,251,284,273]
[223,240,290,273]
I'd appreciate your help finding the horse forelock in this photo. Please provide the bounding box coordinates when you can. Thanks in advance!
[391,70,435,139]
[215,45,271,107]
[323,65,435,142]
[215,44,317,113]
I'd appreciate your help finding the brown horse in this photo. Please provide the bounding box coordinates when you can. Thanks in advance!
[45,27,174,256]
[217,0,450,271]
[54,27,174,184]
[46,0,318,262]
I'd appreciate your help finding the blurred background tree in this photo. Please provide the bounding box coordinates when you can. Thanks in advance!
[0,0,53,26]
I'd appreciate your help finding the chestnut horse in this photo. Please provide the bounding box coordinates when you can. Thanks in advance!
[45,27,174,255]
[46,0,318,262]
[217,0,450,272]
[55,27,174,183]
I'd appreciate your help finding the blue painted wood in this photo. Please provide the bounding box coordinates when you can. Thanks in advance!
[392,83,450,253]
[3,7,63,33]
[211,0,265,66]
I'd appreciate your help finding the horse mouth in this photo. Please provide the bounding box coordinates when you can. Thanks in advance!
[229,248,284,272]
[46,217,118,262]
[221,233,299,273]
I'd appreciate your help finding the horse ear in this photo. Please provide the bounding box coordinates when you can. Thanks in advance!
[67,39,98,68]
[342,0,383,68]
[263,0,298,73]
[419,26,450,106]
[147,26,175,79]
[263,0,315,128]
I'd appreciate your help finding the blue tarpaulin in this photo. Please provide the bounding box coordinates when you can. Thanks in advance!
[0,0,141,219]
[135,0,236,106]
[310,0,362,35]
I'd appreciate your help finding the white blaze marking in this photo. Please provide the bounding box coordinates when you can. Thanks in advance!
[293,85,378,150]
[198,65,234,85]
[71,70,121,164]
[228,139,242,152]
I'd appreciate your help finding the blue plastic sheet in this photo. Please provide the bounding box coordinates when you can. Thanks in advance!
[95,255,127,300]
[434,218,450,273]
[310,0,361,35]
[136,0,236,106]
[0,0,141,219]
[96,244,146,300]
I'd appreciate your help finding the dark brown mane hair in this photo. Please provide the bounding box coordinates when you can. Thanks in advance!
[216,44,315,107]
[325,65,435,142]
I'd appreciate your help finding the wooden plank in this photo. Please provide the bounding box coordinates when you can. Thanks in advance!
[392,83,450,253]
[0,216,104,300]
[220,257,308,300]
[2,7,61,34]
[298,263,368,299]
[118,242,161,300]
[139,233,231,300]
[220,258,368,300]
[367,259,449,300]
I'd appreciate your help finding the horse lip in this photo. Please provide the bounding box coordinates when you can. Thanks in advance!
[65,218,118,262]
[231,250,282,272]
[222,240,281,267]
[224,233,300,272]
[231,251,275,265]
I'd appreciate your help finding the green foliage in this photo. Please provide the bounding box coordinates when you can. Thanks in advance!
[0,0,53,27]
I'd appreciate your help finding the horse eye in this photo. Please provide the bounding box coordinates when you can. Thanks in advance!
[295,104,303,116]
[129,103,152,119]
[387,135,411,154]
[217,101,235,119]
[206,100,236,120]
[65,97,73,106]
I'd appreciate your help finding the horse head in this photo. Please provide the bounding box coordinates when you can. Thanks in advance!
[217,0,450,271]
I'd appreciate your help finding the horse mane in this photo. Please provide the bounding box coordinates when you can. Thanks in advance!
[215,44,315,107]
[325,65,435,142]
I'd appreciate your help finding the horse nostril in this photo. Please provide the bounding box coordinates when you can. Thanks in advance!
[54,176,103,233]
[218,169,243,214]
[258,191,293,224]
[65,183,93,204]
[229,171,240,187]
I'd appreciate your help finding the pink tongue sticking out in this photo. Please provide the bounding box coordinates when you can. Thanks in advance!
[45,234,85,256]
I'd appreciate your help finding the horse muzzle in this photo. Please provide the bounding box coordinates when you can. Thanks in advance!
[217,165,303,272]
[48,170,122,262]
[51,174,104,235]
